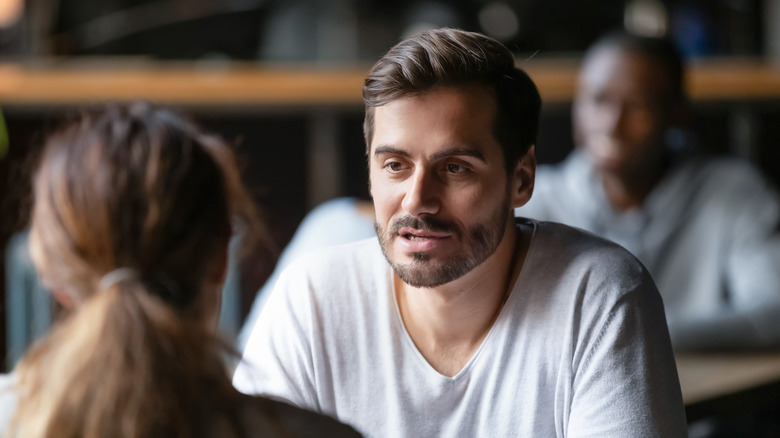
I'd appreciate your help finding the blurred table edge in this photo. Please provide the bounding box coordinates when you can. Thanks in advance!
[2,57,780,109]
[676,352,780,421]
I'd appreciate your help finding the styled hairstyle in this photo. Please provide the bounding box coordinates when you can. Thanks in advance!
[585,30,686,105]
[362,28,542,174]
[10,102,264,438]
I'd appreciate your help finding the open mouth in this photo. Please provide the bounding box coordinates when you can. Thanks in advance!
[398,227,450,241]
[392,225,454,253]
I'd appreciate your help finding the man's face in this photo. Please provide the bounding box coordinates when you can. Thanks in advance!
[368,85,514,288]
[573,47,673,176]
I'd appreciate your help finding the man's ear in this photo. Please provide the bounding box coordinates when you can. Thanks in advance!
[510,145,536,209]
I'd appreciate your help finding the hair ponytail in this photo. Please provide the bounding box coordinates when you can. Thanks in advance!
[10,277,242,438]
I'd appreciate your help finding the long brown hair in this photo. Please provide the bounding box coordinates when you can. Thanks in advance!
[8,102,264,437]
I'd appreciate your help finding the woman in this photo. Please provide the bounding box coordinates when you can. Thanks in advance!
[0,102,360,438]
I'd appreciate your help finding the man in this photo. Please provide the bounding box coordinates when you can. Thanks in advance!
[517,31,780,351]
[235,28,686,436]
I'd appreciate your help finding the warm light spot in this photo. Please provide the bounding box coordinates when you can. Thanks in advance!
[0,0,22,27]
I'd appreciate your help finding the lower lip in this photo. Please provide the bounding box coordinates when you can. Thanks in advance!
[397,235,449,253]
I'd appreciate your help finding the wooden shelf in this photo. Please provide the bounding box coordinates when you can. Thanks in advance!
[1,57,780,108]
[525,57,780,104]
[0,63,368,108]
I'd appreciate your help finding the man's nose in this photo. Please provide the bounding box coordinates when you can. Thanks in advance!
[401,168,440,217]
[602,103,627,137]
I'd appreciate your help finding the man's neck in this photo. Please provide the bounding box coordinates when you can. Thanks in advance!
[394,221,530,377]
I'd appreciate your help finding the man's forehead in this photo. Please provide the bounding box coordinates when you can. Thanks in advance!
[372,86,496,127]
[366,84,502,159]
[580,47,673,98]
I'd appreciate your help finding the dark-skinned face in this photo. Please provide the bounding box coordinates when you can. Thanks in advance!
[573,46,675,178]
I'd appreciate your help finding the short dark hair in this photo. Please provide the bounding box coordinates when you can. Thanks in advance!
[362,28,541,174]
[586,30,686,104]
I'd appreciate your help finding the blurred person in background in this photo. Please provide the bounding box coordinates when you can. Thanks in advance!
[0,102,359,438]
[517,30,780,352]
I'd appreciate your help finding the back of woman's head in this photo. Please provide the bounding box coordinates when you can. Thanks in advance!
[11,102,261,438]
[30,101,251,306]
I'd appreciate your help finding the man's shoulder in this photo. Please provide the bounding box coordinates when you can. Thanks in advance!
[277,237,386,290]
[530,219,635,256]
[526,219,651,289]
[521,220,664,334]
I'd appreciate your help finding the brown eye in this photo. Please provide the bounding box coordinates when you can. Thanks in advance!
[385,161,404,173]
[446,163,465,174]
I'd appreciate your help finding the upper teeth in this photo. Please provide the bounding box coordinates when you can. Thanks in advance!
[408,235,427,241]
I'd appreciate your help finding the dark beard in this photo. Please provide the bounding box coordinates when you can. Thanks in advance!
[375,202,510,288]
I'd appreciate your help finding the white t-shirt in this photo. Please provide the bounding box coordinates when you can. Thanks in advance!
[235,220,687,437]
[0,373,16,431]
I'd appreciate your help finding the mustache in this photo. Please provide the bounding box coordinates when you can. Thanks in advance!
[389,215,459,235]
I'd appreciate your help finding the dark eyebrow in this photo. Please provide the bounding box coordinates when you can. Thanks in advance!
[373,145,486,162]
[373,145,409,157]
[430,148,486,162]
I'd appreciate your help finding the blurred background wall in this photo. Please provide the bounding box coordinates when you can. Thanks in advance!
[0,0,767,61]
